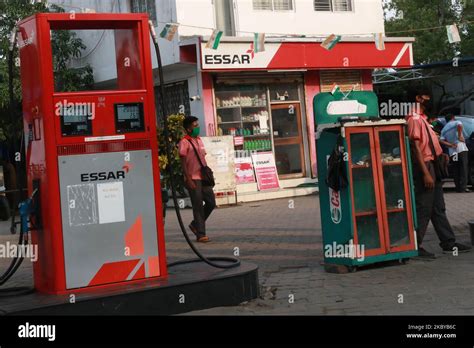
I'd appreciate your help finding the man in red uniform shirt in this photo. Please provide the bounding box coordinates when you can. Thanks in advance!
[178,116,215,243]
[406,88,471,258]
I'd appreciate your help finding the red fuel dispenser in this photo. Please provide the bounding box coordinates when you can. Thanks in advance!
[17,13,167,294]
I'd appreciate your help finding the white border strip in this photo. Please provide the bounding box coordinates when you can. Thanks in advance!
[85,135,125,142]
[392,43,410,67]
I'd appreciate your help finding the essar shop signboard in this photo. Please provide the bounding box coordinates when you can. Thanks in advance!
[251,152,280,191]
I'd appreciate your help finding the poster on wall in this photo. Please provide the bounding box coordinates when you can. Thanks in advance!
[235,156,255,184]
[251,152,280,191]
[201,136,236,192]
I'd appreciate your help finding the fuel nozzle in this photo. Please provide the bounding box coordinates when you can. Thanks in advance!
[148,20,158,44]
[9,26,17,52]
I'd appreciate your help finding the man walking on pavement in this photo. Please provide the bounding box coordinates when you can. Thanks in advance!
[178,116,215,243]
[441,114,470,193]
[406,88,471,259]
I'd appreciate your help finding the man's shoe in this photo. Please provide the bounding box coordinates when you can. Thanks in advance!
[416,247,436,259]
[442,243,471,254]
[197,236,211,243]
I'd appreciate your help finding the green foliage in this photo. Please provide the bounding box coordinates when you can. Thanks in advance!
[384,0,474,64]
[49,4,94,92]
[0,1,94,141]
[157,114,186,195]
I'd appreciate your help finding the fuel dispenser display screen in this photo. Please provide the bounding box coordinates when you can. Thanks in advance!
[61,114,92,137]
[115,103,144,133]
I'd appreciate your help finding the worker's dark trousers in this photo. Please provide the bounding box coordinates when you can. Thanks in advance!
[413,161,456,249]
[188,180,216,237]
[452,151,469,192]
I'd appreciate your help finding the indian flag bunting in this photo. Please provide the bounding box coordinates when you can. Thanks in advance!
[446,24,461,43]
[206,29,224,50]
[374,33,385,51]
[160,23,179,41]
[253,33,265,53]
[321,34,341,50]
[330,84,341,95]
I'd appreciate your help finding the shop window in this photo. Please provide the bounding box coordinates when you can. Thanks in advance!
[131,0,157,25]
[214,81,307,180]
[215,84,272,155]
[253,0,294,11]
[314,0,353,12]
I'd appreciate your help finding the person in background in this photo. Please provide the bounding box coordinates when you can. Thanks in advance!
[427,115,457,154]
[406,88,471,259]
[178,116,215,243]
[427,116,443,136]
[441,114,470,193]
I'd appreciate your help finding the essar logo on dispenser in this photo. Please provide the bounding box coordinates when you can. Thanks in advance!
[81,171,125,182]
[329,188,342,224]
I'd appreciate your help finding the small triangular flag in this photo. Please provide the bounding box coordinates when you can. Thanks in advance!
[374,33,385,51]
[160,23,179,41]
[206,29,224,50]
[321,34,341,50]
[254,33,265,53]
[446,24,461,43]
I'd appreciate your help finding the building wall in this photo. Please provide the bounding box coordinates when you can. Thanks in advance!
[156,64,206,126]
[175,0,216,37]
[176,0,384,37]
[234,0,384,37]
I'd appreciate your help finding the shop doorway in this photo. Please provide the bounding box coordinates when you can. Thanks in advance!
[271,103,305,178]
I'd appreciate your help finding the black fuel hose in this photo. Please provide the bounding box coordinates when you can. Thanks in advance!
[148,21,239,269]
[0,26,35,296]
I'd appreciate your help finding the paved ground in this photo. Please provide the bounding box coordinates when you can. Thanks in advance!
[169,183,474,315]
[1,182,474,315]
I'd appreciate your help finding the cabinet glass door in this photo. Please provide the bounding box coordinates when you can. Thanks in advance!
[374,126,415,252]
[346,128,386,256]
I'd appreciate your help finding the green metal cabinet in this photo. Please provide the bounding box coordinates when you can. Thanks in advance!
[314,91,418,272]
